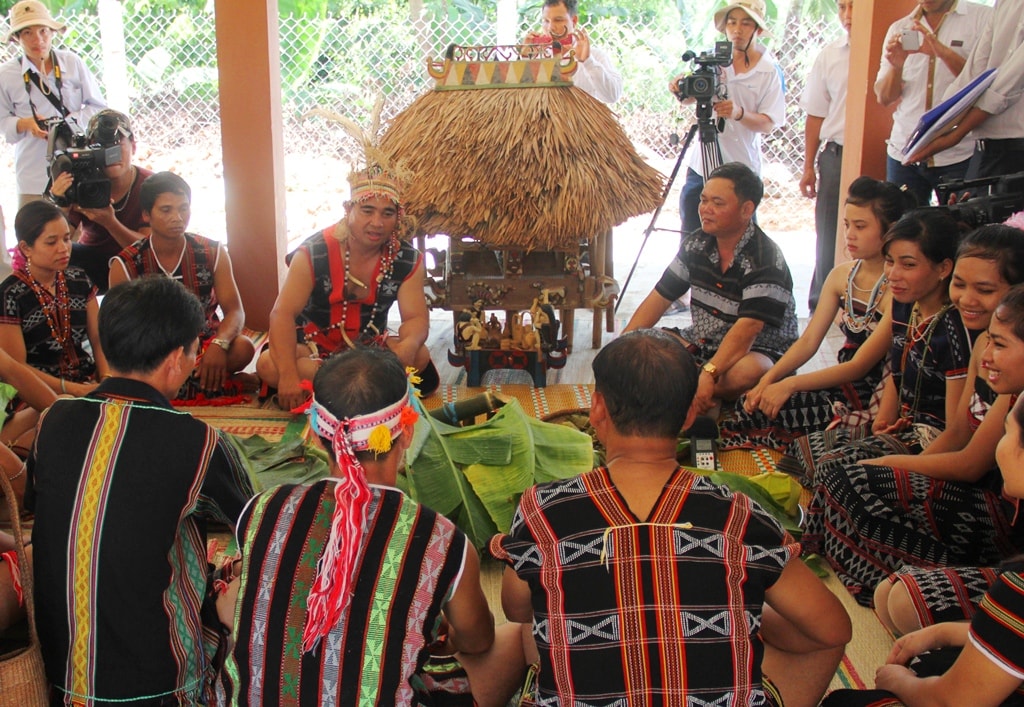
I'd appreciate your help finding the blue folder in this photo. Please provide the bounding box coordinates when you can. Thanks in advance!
[902,67,998,160]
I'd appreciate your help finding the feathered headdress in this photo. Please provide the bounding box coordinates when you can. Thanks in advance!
[303,95,410,206]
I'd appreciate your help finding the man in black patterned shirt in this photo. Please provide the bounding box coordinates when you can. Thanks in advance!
[625,162,798,414]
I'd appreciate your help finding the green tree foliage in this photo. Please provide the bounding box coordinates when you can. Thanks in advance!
[280,0,329,93]
[0,0,208,12]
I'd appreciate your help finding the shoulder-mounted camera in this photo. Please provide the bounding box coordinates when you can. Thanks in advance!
[935,171,1024,229]
[46,116,123,209]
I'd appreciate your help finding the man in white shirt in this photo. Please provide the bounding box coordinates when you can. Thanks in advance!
[907,0,1024,181]
[0,1,106,205]
[672,0,785,242]
[875,0,990,206]
[523,0,623,104]
[801,0,852,312]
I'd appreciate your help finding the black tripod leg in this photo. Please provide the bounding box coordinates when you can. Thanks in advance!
[614,123,698,316]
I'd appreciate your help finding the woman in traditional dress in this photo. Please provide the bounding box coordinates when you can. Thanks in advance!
[801,230,1024,605]
[780,210,972,486]
[821,395,1024,707]
[0,200,106,397]
[720,177,911,450]
[871,284,1024,633]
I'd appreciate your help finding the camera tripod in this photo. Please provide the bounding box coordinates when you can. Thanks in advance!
[614,100,724,315]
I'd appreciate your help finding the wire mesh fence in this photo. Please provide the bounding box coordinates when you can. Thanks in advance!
[1,5,842,245]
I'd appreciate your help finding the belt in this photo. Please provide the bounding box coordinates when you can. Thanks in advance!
[823,141,843,154]
[976,138,1024,151]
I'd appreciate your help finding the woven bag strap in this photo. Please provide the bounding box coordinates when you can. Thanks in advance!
[0,467,41,649]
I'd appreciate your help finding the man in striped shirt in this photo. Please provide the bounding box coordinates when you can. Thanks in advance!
[27,277,254,704]
[626,161,798,415]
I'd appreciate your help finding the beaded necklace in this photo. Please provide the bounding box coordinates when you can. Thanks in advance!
[305,223,400,349]
[897,301,953,420]
[842,260,887,334]
[17,266,74,376]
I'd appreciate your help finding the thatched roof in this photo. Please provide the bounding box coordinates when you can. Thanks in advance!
[380,86,665,250]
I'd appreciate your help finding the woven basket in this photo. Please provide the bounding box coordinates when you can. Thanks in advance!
[0,469,48,704]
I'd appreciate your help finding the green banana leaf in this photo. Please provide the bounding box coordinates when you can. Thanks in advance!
[222,431,331,492]
[403,397,594,548]
[703,469,804,539]
[0,382,17,424]
[279,0,330,95]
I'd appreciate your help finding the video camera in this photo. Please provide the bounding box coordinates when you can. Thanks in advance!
[46,113,124,209]
[674,41,732,102]
[935,171,1024,229]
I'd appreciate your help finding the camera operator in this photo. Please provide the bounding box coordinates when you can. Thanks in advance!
[48,110,152,293]
[875,0,990,207]
[667,0,783,313]
[0,1,105,207]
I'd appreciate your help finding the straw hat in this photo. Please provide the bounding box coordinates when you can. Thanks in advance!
[6,0,65,42]
[713,0,770,34]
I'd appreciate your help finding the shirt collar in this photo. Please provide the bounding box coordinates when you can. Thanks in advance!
[90,377,174,409]
[750,50,778,74]
[734,219,757,254]
[698,220,756,266]
[20,53,46,75]
[913,0,965,22]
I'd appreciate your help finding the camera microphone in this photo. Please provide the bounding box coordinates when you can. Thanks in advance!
[681,50,697,61]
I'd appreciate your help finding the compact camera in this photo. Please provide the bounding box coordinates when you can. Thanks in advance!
[46,115,123,209]
[901,29,922,51]
[674,41,733,101]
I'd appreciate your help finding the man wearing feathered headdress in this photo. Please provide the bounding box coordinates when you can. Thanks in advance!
[257,104,438,409]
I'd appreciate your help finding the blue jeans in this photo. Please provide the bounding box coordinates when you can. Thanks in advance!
[886,155,970,207]
[679,168,705,238]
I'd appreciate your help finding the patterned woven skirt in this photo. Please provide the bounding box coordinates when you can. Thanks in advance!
[884,564,1001,627]
[801,462,1021,606]
[720,371,882,451]
[720,389,845,452]
[776,424,932,488]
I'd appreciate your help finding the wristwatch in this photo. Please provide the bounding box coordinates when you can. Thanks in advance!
[701,361,720,383]
[211,337,231,351]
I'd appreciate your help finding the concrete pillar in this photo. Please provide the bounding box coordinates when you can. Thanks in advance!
[837,0,914,264]
[213,0,287,331]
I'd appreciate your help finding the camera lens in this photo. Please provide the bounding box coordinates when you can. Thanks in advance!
[92,114,121,145]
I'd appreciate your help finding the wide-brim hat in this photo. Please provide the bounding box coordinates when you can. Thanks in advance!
[6,0,66,42]
[714,0,771,35]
